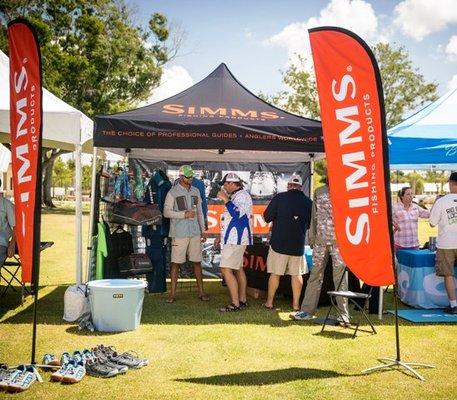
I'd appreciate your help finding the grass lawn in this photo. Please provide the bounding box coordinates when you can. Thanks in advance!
[0,208,455,400]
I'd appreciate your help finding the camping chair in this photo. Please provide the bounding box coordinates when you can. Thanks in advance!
[0,254,30,303]
[0,241,54,303]
[321,267,377,339]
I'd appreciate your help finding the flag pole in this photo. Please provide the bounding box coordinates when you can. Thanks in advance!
[361,59,434,380]
[7,18,43,366]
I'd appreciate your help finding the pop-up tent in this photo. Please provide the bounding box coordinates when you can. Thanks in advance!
[0,50,93,284]
[94,63,323,162]
[388,88,457,170]
[91,63,324,282]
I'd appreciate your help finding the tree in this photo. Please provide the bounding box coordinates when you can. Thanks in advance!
[425,170,449,193]
[373,43,438,128]
[0,0,172,206]
[262,43,438,129]
[406,171,424,194]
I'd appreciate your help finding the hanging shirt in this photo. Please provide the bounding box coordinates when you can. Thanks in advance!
[221,188,253,245]
[95,222,108,280]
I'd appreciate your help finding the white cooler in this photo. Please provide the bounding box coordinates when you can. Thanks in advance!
[87,279,147,332]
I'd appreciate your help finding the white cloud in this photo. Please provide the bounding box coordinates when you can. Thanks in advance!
[244,28,253,39]
[445,35,457,56]
[394,0,457,41]
[448,74,457,90]
[142,65,193,105]
[264,0,379,68]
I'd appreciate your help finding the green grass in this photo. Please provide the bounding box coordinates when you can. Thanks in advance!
[0,209,455,400]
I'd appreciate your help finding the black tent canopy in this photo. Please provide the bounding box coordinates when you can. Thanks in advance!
[94,63,323,162]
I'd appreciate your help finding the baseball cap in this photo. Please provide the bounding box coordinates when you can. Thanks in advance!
[179,165,194,178]
[219,172,243,185]
[449,171,457,182]
[288,175,303,186]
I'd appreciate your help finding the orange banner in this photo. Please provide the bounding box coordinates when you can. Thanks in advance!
[8,20,43,283]
[309,27,394,286]
[206,204,270,235]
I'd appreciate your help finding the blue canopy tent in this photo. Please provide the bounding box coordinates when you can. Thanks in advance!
[388,88,457,170]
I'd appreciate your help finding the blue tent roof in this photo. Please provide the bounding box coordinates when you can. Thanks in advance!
[388,88,457,170]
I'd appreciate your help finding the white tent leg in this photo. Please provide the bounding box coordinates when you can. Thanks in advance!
[86,146,98,282]
[378,286,384,320]
[75,143,82,285]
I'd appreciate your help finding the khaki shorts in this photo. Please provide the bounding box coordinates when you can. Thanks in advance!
[267,246,306,276]
[435,248,457,277]
[220,244,247,270]
[171,236,202,264]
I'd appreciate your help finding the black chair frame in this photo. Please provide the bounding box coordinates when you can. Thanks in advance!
[321,267,377,339]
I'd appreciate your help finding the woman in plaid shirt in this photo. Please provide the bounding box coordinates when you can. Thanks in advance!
[392,187,430,250]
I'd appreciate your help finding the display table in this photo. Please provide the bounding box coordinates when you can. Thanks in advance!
[396,249,457,309]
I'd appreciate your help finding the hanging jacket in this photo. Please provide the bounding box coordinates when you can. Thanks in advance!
[143,170,172,237]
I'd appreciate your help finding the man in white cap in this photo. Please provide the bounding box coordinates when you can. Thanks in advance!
[429,171,457,314]
[215,173,253,312]
[263,175,312,311]
[163,165,209,303]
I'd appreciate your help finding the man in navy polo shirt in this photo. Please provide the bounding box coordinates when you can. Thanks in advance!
[263,175,312,311]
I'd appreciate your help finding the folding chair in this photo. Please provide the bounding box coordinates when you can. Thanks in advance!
[0,254,31,303]
[0,241,53,303]
[321,267,377,339]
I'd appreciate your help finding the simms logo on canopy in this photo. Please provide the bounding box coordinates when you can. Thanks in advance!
[162,104,280,120]
[332,71,371,246]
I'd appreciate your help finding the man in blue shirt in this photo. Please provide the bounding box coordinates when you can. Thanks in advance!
[263,175,312,311]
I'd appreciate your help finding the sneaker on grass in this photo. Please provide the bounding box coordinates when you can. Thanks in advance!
[42,353,60,366]
[99,344,148,368]
[293,311,315,321]
[92,348,128,374]
[51,360,70,382]
[0,366,20,391]
[85,359,118,378]
[336,315,351,326]
[61,360,86,384]
[6,365,37,393]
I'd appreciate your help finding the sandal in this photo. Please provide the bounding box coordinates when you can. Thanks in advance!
[219,303,240,312]
[166,297,176,303]
[263,303,274,310]
[239,301,248,309]
[198,294,210,301]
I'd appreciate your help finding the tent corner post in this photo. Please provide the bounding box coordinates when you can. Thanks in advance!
[75,143,83,285]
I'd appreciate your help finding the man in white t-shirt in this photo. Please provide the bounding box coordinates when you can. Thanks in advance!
[429,172,457,314]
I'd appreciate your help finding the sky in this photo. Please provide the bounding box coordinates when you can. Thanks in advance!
[126,0,457,107]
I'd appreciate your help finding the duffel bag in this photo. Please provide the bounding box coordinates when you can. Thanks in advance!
[118,253,153,275]
[108,200,162,226]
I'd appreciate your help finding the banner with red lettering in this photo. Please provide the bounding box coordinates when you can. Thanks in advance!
[309,27,394,286]
[8,19,43,283]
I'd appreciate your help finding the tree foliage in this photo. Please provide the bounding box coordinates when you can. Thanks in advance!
[0,0,170,117]
[262,43,438,129]
[0,0,172,206]
[372,43,438,128]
